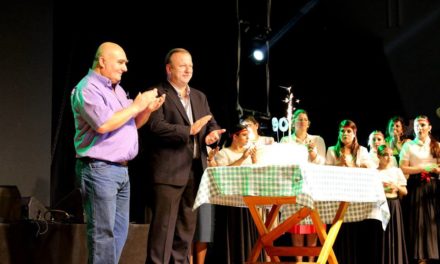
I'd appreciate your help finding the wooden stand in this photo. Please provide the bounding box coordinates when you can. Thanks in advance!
[243,196,349,264]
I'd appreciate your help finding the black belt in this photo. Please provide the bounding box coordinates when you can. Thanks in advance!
[79,157,128,167]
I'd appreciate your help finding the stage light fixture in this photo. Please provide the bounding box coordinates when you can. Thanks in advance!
[252,48,266,63]
[250,39,269,65]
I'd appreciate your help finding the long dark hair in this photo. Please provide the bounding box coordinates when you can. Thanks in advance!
[385,116,410,145]
[385,116,407,138]
[334,119,360,160]
[223,124,248,148]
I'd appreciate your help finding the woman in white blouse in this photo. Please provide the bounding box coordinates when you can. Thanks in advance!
[211,124,260,263]
[280,109,326,262]
[215,124,257,166]
[280,109,326,165]
[326,119,373,168]
[325,119,375,263]
[399,115,440,264]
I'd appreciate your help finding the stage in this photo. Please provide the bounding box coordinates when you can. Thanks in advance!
[0,222,148,264]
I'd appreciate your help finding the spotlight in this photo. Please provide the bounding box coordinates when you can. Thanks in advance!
[250,40,268,65]
[252,48,266,63]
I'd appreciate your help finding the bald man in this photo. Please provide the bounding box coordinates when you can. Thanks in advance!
[71,42,165,264]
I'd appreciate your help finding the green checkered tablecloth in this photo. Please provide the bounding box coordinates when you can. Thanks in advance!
[210,165,303,197]
[282,164,390,229]
[193,163,390,230]
[193,164,313,209]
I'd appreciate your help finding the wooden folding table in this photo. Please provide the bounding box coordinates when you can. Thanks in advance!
[193,164,390,263]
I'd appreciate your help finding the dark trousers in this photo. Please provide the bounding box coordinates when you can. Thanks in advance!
[146,160,202,264]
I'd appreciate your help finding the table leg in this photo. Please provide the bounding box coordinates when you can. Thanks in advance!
[243,197,312,263]
[312,201,349,264]
[246,200,283,262]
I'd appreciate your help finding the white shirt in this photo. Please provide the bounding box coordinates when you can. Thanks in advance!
[369,149,398,168]
[215,148,253,166]
[326,145,374,168]
[378,167,407,187]
[280,133,326,165]
[400,137,439,167]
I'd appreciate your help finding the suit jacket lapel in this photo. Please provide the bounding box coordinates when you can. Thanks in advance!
[163,83,191,125]
[190,89,201,121]
[190,90,205,145]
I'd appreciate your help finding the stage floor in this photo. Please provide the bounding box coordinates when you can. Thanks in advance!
[0,222,149,264]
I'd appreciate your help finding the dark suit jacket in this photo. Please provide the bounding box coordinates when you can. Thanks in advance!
[144,81,220,186]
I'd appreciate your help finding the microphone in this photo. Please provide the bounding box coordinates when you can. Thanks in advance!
[436,107,440,118]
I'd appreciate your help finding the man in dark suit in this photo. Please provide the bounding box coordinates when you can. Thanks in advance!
[145,48,225,264]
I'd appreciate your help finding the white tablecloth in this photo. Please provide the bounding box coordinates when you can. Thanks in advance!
[194,163,390,229]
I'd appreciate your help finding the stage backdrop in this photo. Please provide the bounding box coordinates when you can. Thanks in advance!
[0,1,52,206]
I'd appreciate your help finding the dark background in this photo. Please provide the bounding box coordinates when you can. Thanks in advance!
[2,0,440,212]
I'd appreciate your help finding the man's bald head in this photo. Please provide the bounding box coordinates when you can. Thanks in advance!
[92,42,128,84]
[92,42,125,69]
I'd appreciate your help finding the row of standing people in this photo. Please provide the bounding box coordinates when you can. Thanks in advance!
[203,110,440,264]
[71,43,226,264]
[285,113,439,264]
[71,41,440,264]
[363,115,440,264]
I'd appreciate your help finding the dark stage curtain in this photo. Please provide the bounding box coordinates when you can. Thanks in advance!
[206,206,264,263]
[333,220,383,264]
